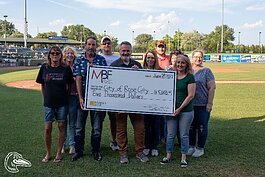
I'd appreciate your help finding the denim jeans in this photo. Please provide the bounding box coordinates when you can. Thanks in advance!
[189,106,210,148]
[44,106,67,123]
[64,95,79,148]
[75,109,105,154]
[144,114,160,150]
[166,111,194,154]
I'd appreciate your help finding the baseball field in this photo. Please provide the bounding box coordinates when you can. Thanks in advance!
[0,63,264,177]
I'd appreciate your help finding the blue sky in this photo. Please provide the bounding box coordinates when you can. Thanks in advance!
[0,0,265,45]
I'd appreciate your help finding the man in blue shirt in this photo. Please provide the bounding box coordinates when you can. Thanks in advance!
[72,36,107,161]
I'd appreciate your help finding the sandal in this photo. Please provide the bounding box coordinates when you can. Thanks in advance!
[41,157,51,163]
[53,157,63,163]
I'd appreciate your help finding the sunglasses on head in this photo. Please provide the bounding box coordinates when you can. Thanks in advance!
[50,51,61,56]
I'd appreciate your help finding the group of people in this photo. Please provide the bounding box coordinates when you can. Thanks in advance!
[36,36,216,168]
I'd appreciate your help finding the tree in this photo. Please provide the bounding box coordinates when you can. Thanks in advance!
[61,25,95,42]
[36,32,57,38]
[134,34,153,53]
[173,30,183,51]
[10,30,32,38]
[0,20,16,37]
[203,25,235,53]
[180,30,204,52]
[163,34,174,53]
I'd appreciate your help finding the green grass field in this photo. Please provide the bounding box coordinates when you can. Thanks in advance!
[0,64,265,177]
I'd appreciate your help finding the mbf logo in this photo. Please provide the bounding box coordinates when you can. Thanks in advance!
[91,69,112,83]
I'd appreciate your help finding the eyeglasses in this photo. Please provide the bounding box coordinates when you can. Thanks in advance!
[50,52,61,56]
[102,42,111,45]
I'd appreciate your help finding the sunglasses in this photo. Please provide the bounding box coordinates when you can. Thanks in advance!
[50,52,61,56]
[102,42,111,45]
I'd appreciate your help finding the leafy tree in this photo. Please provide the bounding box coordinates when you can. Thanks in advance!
[180,30,204,52]
[203,25,235,53]
[173,30,183,51]
[0,20,16,37]
[134,33,153,53]
[36,32,57,38]
[61,25,95,42]
[10,30,32,38]
[163,34,174,53]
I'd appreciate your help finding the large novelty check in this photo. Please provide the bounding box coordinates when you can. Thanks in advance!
[84,66,176,115]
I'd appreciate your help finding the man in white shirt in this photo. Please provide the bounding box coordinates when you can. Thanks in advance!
[100,36,120,151]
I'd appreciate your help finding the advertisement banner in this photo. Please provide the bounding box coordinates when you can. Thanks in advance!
[221,55,241,63]
[241,55,251,63]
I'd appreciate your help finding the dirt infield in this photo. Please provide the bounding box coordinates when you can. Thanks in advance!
[0,66,38,71]
[5,80,41,90]
[4,79,265,91]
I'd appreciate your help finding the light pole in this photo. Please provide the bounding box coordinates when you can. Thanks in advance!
[238,32,241,45]
[220,0,224,53]
[153,30,156,40]
[259,31,262,53]
[174,31,177,50]
[132,30,134,53]
[103,30,106,35]
[178,28,180,50]
[24,0,28,48]
[168,21,170,53]
[3,15,8,46]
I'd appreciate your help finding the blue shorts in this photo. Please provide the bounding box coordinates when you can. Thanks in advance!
[44,106,67,123]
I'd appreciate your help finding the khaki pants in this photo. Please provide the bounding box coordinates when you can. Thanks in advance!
[116,113,145,156]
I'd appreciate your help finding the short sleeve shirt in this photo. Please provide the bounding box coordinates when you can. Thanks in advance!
[36,64,74,108]
[157,55,170,70]
[176,73,195,112]
[193,67,215,106]
[100,53,120,66]
[73,53,107,90]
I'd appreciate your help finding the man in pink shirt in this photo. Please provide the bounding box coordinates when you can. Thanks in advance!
[155,40,170,70]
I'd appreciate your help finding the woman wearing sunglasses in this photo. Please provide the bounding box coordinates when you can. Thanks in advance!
[36,46,74,163]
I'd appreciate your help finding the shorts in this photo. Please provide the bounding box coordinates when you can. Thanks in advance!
[44,106,67,123]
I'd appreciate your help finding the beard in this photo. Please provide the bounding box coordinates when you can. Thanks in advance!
[86,48,95,57]
[121,54,130,62]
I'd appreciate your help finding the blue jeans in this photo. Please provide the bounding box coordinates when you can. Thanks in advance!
[64,95,79,148]
[189,106,210,148]
[166,111,194,154]
[75,110,105,154]
[144,114,160,150]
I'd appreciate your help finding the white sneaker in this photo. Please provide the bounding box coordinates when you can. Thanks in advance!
[192,148,204,157]
[151,149,159,156]
[187,147,195,155]
[143,149,150,156]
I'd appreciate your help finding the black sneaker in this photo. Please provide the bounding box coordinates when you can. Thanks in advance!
[180,160,188,168]
[93,152,102,161]
[160,157,170,164]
